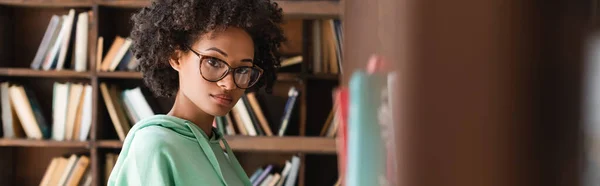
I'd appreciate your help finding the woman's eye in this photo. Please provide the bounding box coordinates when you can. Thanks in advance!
[206,58,222,67]
[237,68,250,74]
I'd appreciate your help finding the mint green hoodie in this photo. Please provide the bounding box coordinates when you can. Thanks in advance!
[108,115,251,186]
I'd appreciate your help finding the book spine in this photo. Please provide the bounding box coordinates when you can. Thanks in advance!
[277,87,298,136]
[346,71,386,186]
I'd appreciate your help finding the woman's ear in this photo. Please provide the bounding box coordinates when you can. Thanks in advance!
[169,49,183,72]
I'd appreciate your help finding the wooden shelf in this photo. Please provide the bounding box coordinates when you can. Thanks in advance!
[0,68,91,78]
[97,136,337,154]
[276,1,341,18]
[95,0,341,17]
[0,139,90,148]
[0,0,93,7]
[305,73,339,80]
[97,71,142,79]
[95,0,148,8]
[96,140,123,148]
[225,136,337,154]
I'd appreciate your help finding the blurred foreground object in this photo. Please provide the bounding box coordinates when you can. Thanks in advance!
[342,0,590,185]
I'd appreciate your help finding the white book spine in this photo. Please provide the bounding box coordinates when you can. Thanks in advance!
[79,85,93,141]
[233,100,257,136]
[74,12,89,72]
[56,9,76,71]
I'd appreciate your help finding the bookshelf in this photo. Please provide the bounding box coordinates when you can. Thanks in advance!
[0,0,343,186]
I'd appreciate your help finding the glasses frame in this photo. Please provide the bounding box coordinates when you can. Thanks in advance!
[187,46,264,89]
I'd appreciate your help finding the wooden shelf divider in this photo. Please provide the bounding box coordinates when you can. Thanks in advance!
[0,68,91,78]
[97,136,337,154]
[0,139,90,148]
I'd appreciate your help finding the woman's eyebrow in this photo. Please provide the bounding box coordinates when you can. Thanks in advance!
[204,47,228,57]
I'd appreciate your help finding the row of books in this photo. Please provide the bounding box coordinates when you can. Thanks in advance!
[31,9,91,72]
[312,19,343,74]
[1,82,93,141]
[100,83,154,141]
[97,36,139,72]
[214,87,299,136]
[248,156,301,186]
[40,154,91,186]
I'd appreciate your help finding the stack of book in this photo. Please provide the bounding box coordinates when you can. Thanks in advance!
[39,154,91,186]
[0,82,92,141]
[311,19,343,74]
[248,155,301,186]
[100,83,154,141]
[31,9,92,72]
[214,87,299,136]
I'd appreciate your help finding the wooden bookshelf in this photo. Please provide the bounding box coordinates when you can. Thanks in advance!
[0,0,94,7]
[93,0,341,18]
[0,139,89,148]
[0,1,342,186]
[0,68,91,78]
[96,71,142,79]
[97,136,337,153]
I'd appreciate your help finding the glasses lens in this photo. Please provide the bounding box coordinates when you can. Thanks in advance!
[200,57,229,81]
[233,67,261,88]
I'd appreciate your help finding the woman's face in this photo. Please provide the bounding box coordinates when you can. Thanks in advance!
[171,27,255,116]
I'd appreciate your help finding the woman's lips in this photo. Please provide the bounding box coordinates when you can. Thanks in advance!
[210,94,233,106]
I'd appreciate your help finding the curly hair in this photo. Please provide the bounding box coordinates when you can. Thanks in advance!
[130,0,285,97]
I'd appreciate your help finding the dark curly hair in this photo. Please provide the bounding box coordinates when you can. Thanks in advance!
[130,0,285,97]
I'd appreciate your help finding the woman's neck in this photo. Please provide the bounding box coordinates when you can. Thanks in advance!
[167,91,214,138]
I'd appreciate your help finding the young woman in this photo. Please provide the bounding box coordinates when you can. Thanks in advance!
[107,0,285,185]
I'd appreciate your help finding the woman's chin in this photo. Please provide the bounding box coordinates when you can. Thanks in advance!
[202,106,232,117]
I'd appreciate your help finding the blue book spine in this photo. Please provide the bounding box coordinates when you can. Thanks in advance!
[346,70,386,186]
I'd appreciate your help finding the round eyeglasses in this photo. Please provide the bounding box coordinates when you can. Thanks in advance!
[187,47,263,89]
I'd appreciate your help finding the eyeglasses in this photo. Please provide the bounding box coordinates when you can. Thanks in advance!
[187,47,263,89]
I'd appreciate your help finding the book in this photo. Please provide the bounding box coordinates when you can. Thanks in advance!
[224,113,236,135]
[1,82,24,138]
[56,9,76,71]
[253,164,273,186]
[101,36,126,71]
[74,11,89,72]
[259,174,274,186]
[31,15,61,70]
[249,168,264,183]
[65,156,90,186]
[283,156,300,186]
[40,158,59,186]
[275,161,291,186]
[346,71,386,186]
[47,157,69,186]
[52,82,70,141]
[42,15,67,70]
[280,56,302,67]
[233,99,257,136]
[267,173,280,186]
[242,95,264,135]
[100,83,129,141]
[96,37,103,71]
[65,83,84,140]
[246,92,273,136]
[9,85,43,139]
[57,154,78,186]
[334,87,348,186]
[23,86,50,139]
[277,87,299,136]
[78,85,93,141]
